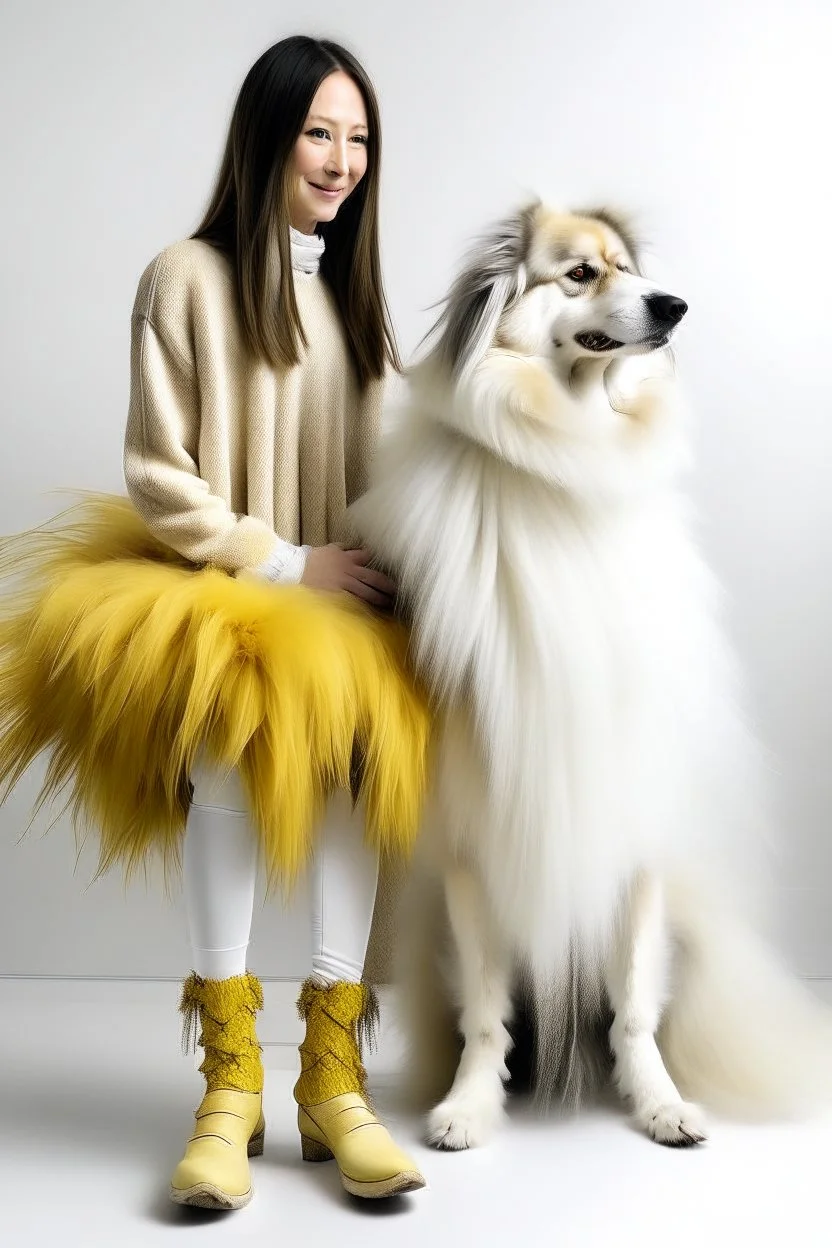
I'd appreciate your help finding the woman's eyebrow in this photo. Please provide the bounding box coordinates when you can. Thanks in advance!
[307,113,369,130]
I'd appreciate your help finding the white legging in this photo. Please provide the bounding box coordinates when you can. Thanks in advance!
[183,763,379,983]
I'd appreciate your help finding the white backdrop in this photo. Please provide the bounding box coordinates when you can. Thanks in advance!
[1,0,830,980]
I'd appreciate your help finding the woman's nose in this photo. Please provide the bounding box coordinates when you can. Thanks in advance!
[325,139,349,177]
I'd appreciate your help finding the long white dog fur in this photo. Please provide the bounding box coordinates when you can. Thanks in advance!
[350,200,832,1149]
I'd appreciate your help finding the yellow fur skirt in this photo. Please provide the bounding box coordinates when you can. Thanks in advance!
[0,495,430,886]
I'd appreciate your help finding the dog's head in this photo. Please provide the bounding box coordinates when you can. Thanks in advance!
[426,201,687,380]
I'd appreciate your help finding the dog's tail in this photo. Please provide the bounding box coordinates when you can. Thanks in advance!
[660,877,832,1119]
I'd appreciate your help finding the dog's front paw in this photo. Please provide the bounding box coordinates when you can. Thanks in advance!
[642,1101,708,1148]
[426,1092,504,1151]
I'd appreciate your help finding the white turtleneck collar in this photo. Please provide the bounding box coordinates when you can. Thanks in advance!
[290,226,325,275]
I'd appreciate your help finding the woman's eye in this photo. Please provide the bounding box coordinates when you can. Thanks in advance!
[351,134,368,145]
[568,265,597,283]
[307,128,330,140]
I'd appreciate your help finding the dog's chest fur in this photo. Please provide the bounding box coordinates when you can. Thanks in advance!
[353,363,732,966]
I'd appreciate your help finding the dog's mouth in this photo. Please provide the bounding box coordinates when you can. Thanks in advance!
[574,330,674,354]
[574,331,624,353]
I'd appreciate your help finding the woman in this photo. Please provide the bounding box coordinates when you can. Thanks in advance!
[0,36,428,1207]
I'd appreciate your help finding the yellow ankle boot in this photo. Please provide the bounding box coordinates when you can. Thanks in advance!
[294,976,426,1199]
[169,972,266,1210]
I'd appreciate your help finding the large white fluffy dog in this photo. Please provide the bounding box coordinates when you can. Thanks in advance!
[351,201,832,1150]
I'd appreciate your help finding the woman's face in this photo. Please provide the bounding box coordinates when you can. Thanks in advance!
[289,71,369,234]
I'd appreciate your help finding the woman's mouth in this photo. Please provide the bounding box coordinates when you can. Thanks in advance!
[309,182,345,199]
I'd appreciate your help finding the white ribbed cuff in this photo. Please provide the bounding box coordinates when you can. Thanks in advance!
[253,538,310,585]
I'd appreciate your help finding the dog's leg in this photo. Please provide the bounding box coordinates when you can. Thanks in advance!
[426,865,512,1150]
[605,871,708,1147]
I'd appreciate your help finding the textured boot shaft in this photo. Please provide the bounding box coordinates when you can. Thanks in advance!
[292,977,426,1198]
[179,972,264,1093]
[294,977,379,1105]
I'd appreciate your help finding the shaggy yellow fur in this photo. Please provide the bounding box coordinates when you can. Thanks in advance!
[294,977,378,1106]
[0,494,430,885]
[180,972,264,1093]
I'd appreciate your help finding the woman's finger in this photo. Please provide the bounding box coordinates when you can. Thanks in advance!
[346,577,392,609]
[354,565,396,596]
[344,548,370,566]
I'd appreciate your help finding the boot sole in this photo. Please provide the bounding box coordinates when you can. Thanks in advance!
[169,1128,264,1210]
[169,1181,253,1211]
[342,1171,427,1199]
[301,1135,426,1199]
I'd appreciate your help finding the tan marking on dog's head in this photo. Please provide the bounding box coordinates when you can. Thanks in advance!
[526,205,639,288]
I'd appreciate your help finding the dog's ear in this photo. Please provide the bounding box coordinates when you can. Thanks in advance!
[423,202,538,381]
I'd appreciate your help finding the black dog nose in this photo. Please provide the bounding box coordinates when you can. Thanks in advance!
[645,292,688,325]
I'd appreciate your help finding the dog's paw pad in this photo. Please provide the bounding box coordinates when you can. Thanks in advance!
[426,1096,502,1151]
[645,1101,708,1148]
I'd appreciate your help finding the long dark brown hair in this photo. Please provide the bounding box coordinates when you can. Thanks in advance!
[193,35,400,386]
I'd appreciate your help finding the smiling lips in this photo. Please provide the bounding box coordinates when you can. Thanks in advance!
[309,182,346,198]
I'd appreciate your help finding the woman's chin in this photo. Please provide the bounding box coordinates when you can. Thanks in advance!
[313,202,342,225]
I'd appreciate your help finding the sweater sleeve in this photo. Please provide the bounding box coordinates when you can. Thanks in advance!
[123,251,287,574]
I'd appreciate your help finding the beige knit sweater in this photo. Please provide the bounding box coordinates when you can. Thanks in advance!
[124,238,385,571]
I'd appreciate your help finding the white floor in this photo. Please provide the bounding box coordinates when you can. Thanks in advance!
[2,982,831,1247]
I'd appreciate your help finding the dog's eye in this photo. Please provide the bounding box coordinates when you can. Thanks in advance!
[567,265,597,283]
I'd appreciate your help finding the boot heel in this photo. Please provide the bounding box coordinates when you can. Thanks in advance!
[301,1134,334,1163]
[247,1127,265,1158]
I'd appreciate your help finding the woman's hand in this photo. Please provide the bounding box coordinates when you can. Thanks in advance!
[302,544,396,609]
